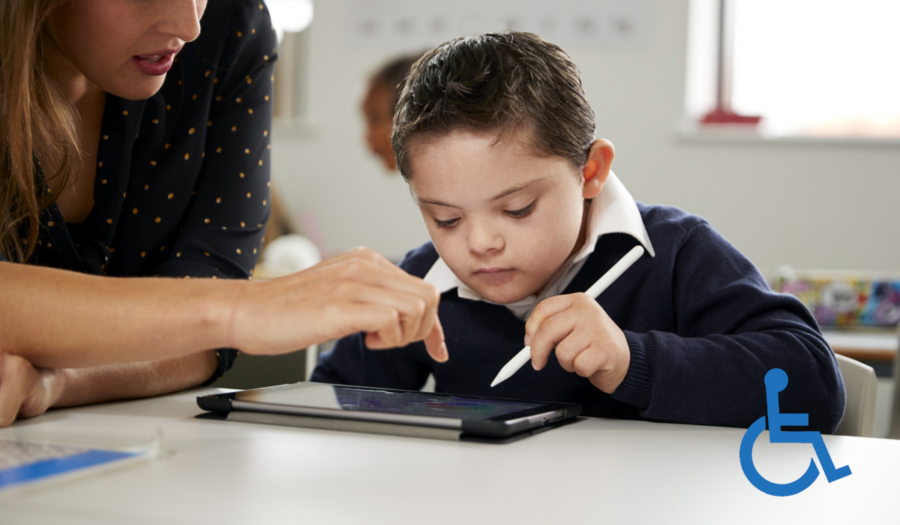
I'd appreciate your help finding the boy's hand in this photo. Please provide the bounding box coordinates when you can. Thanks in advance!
[525,293,630,394]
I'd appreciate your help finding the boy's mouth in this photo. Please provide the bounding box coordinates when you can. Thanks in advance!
[472,267,517,286]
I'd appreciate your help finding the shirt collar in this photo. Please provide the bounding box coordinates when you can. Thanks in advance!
[423,171,655,297]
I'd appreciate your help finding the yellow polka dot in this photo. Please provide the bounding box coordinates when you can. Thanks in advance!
[47,243,52,248]
[212,275,218,280]
[244,148,250,154]
[205,70,211,77]
[123,192,127,198]
[267,182,271,187]
[141,251,146,257]
[253,248,257,254]
[263,130,268,137]
[103,135,109,140]
[216,96,223,101]
[236,98,242,103]
[166,105,172,111]
[231,126,237,132]
[216,147,222,153]
[202,152,205,158]
[240,221,245,227]
[101,179,108,184]
[177,252,182,258]
[177,80,182,86]
[259,3,263,8]
[216,197,222,203]
[189,128,195,135]
[122,110,128,116]
[248,108,254,115]
[98,161,103,168]
[252,28,256,34]
[214,78,219,84]
[204,218,210,224]
[267,144,271,150]
[264,55,269,61]
[258,160,263,166]
[183,275,190,279]
[239,172,245,178]
[271,75,275,81]
[246,192,252,198]
[237,248,242,254]
[110,248,115,253]
[192,94,197,101]
[164,143,171,149]
[237,31,243,37]
[150,160,157,166]
[48,221,55,227]
[264,95,270,101]
[144,184,150,190]
[160,246,166,251]
[152,119,159,124]
[204,251,210,257]
[263,199,268,206]
[207,120,212,127]
[246,77,252,85]
[168,193,174,199]
[132,208,138,214]
[154,217,161,224]
[184,153,190,160]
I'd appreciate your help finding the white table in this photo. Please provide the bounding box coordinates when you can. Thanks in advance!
[1,389,898,524]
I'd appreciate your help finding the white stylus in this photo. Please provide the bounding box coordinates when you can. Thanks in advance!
[489,245,646,388]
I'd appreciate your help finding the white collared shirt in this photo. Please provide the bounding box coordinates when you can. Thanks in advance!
[422,171,656,320]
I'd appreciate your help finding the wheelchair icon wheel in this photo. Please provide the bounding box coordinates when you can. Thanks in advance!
[740,416,820,497]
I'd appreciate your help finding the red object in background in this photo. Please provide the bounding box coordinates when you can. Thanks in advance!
[701,106,762,125]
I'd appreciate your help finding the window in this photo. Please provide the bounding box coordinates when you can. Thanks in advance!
[687,0,900,138]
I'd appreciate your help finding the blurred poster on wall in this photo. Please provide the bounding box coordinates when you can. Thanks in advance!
[346,0,653,50]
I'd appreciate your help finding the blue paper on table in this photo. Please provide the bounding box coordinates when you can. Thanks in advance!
[0,439,140,491]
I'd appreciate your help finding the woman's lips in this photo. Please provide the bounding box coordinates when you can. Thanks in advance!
[132,52,176,76]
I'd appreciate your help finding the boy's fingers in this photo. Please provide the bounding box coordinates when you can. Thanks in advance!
[529,312,577,371]
[572,344,606,378]
[423,318,448,363]
[525,295,575,343]
[554,334,592,373]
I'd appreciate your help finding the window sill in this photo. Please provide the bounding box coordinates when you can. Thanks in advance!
[674,120,900,147]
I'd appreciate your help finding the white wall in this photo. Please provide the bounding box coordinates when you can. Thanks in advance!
[271,0,900,274]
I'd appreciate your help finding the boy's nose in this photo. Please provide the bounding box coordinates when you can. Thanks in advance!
[467,224,504,255]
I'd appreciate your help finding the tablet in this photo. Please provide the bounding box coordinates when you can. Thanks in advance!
[197,383,581,441]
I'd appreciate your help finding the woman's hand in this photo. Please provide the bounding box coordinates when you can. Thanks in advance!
[0,351,65,427]
[228,247,447,362]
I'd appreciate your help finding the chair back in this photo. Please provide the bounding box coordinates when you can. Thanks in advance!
[834,354,877,437]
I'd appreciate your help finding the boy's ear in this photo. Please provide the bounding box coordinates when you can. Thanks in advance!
[582,139,615,199]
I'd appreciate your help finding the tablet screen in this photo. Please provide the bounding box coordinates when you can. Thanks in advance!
[236,383,543,420]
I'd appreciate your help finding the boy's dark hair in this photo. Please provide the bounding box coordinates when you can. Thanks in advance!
[391,32,595,180]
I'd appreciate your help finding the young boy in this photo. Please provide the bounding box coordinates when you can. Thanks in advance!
[313,32,845,432]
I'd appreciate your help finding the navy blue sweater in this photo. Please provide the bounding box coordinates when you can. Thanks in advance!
[313,204,846,432]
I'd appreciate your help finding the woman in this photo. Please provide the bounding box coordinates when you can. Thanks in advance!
[0,0,446,427]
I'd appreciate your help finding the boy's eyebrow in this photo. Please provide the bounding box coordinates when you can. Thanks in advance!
[417,178,545,208]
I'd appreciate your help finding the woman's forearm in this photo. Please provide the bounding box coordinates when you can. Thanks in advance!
[52,350,219,408]
[0,262,239,368]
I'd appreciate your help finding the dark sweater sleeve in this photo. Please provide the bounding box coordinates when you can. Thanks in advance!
[611,222,845,433]
[311,333,432,391]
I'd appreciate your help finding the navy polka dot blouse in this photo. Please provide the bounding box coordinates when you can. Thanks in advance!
[13,0,278,382]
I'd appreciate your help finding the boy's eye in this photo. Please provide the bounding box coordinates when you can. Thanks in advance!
[433,217,459,228]
[505,201,536,218]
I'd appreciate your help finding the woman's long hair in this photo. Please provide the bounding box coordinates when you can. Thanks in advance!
[1,0,81,262]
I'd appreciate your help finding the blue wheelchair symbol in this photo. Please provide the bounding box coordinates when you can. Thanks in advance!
[740,368,851,497]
